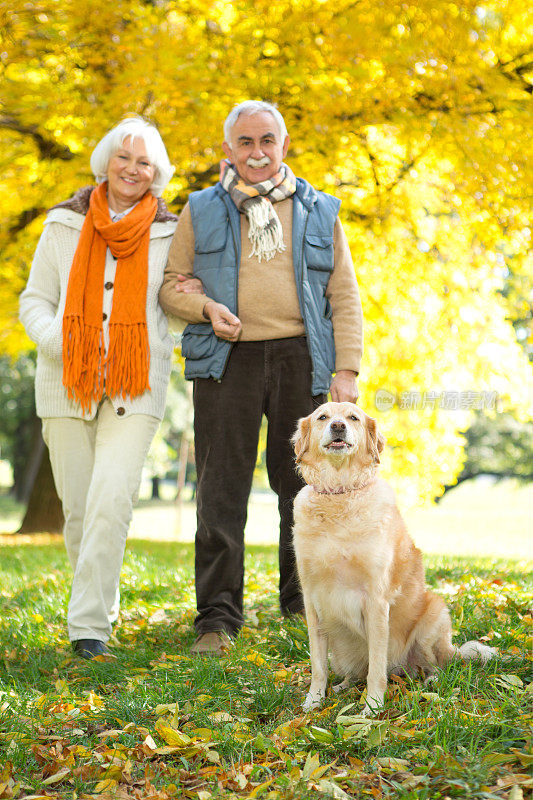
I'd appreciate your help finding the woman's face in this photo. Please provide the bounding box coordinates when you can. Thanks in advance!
[106,136,155,210]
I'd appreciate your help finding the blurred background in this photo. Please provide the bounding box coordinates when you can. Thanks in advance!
[0,0,531,554]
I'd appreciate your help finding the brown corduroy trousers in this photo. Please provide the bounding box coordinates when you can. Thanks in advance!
[193,336,326,636]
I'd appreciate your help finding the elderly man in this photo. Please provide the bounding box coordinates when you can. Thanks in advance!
[159,101,363,654]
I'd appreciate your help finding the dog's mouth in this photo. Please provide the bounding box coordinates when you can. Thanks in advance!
[324,437,353,451]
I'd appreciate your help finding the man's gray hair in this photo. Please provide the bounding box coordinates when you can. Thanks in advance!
[90,117,174,197]
[223,101,288,144]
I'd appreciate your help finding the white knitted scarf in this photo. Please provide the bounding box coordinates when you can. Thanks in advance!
[221,161,297,262]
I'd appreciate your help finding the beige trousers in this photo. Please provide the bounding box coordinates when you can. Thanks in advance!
[42,399,159,643]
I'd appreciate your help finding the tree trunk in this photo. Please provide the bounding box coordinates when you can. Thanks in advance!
[151,475,160,499]
[18,435,63,534]
[14,413,43,504]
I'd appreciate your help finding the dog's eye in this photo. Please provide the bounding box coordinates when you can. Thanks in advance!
[349,414,359,421]
[317,414,328,420]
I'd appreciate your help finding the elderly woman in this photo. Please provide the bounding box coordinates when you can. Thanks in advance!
[20,117,195,660]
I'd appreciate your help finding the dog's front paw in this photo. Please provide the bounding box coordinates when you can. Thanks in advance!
[303,691,324,712]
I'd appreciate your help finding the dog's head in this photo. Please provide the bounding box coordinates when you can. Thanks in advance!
[292,402,385,489]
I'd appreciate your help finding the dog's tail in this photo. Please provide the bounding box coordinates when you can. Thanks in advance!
[454,640,497,663]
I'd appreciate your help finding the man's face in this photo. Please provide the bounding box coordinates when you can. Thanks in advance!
[222,111,290,185]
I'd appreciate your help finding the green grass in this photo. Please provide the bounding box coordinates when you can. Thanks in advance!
[0,493,24,534]
[0,538,531,799]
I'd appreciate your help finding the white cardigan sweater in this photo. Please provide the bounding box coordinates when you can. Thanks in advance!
[19,207,177,420]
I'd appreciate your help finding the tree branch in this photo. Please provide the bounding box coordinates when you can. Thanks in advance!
[437,470,533,501]
[9,207,45,235]
[170,164,220,209]
[0,116,75,160]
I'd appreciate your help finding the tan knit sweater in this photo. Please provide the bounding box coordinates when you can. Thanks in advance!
[159,196,363,373]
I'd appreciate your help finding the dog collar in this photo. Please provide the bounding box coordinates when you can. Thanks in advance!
[311,477,375,495]
[312,485,350,495]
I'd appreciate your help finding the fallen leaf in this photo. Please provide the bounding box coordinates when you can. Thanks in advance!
[317,778,351,798]
[419,692,441,702]
[41,767,70,785]
[148,609,167,624]
[142,734,158,752]
[496,774,533,789]
[273,716,306,741]
[154,719,192,747]
[494,674,524,690]
[400,773,430,788]
[247,777,275,797]
[96,729,123,739]
[510,749,533,767]
[244,651,266,666]
[483,752,517,766]
[154,703,179,716]
[308,726,335,743]
[92,653,117,663]
[93,777,119,793]
[374,757,410,770]
[302,752,321,781]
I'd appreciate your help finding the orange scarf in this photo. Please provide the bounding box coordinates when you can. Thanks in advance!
[62,182,157,413]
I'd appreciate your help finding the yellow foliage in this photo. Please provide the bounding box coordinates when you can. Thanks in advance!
[1,0,532,499]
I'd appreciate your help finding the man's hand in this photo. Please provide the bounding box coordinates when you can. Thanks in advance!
[175,274,204,294]
[329,370,359,403]
[203,301,242,342]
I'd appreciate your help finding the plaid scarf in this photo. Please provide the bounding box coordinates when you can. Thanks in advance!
[220,161,296,262]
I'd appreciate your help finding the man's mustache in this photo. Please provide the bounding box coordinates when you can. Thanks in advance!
[246,156,271,168]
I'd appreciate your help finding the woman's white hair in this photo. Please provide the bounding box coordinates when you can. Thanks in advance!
[90,117,174,197]
[223,101,288,144]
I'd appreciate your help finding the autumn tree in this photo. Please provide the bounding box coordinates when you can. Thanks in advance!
[439,410,533,497]
[1,0,532,508]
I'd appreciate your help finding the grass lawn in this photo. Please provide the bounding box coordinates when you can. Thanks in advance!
[0,516,531,798]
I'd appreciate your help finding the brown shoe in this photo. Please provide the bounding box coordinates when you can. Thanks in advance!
[190,631,233,656]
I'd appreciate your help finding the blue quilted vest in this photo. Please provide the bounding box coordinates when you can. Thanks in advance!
[181,177,340,395]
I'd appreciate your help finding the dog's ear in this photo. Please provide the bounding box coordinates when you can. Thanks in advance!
[292,415,312,463]
[365,415,385,464]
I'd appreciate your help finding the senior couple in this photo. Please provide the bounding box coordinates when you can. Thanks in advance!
[20,101,363,659]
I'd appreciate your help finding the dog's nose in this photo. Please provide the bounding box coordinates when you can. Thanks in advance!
[330,420,346,432]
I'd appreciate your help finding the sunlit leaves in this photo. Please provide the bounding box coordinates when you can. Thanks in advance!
[1,0,532,499]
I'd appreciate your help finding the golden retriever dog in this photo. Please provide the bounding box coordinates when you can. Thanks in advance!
[292,402,495,716]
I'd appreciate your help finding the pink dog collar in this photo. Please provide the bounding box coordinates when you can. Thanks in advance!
[311,477,376,495]
[312,486,350,495]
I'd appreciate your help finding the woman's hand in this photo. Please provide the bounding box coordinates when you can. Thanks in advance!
[174,274,204,294]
